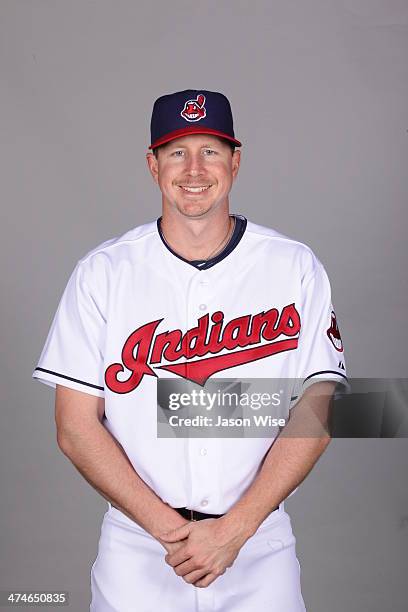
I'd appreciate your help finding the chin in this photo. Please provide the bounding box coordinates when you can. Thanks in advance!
[175,201,215,218]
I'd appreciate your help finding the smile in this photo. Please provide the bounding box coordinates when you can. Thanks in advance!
[178,185,212,193]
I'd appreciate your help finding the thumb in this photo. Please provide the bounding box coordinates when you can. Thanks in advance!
[159,523,192,542]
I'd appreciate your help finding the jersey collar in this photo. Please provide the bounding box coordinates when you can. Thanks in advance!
[156,214,247,270]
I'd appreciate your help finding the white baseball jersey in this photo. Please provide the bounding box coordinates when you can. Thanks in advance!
[32,214,347,515]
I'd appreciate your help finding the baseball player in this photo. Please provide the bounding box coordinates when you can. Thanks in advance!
[32,89,348,611]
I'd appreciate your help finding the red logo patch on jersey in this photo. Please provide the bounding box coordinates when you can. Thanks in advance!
[327,311,343,352]
[180,94,206,122]
[105,304,301,394]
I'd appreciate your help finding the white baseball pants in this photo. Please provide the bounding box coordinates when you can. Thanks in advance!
[90,504,306,611]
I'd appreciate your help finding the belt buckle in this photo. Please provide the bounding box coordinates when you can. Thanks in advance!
[190,509,197,522]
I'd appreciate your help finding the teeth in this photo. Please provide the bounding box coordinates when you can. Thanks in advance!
[180,185,211,193]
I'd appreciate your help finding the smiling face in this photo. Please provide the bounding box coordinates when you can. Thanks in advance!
[146,134,241,219]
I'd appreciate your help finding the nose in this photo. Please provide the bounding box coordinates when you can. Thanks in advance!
[184,151,205,176]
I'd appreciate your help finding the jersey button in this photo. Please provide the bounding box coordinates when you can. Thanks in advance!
[200,499,209,507]
[200,448,207,456]
[199,303,207,311]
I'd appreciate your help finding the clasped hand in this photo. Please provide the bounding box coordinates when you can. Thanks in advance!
[158,517,246,588]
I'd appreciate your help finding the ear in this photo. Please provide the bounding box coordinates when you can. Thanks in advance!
[146,152,159,184]
[231,149,241,179]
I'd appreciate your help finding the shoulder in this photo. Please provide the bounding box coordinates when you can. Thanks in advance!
[244,218,324,276]
[67,220,158,302]
[74,219,158,276]
[78,220,157,264]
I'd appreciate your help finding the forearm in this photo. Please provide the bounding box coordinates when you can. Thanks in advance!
[223,434,330,539]
[58,421,188,538]
[221,382,335,540]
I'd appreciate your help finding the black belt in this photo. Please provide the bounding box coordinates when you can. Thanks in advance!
[174,505,280,522]
[174,507,225,521]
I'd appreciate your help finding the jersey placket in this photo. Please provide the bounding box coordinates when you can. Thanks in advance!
[184,269,222,515]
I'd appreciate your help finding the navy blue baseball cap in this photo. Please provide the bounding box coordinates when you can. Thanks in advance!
[149,89,242,150]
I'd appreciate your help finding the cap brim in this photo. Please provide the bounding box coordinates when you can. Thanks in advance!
[149,127,242,149]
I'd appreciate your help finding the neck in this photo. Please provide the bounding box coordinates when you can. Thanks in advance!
[160,207,233,261]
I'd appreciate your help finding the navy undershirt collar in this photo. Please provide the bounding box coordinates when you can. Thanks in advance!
[157,214,247,270]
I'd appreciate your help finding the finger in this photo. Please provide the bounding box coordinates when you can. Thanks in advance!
[160,523,191,542]
[182,568,211,585]
[165,549,191,567]
[164,541,185,555]
[194,572,218,588]
[171,559,197,577]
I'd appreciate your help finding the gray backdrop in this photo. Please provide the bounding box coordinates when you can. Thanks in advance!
[1,1,407,610]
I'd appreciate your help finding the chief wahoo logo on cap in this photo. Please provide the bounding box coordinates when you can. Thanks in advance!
[180,94,207,122]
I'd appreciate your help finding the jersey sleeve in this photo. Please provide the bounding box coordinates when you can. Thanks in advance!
[32,260,106,397]
[294,253,349,397]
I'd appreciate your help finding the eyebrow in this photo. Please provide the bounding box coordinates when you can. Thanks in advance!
[167,143,219,149]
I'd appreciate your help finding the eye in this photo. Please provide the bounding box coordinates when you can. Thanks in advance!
[171,150,185,157]
[203,149,217,155]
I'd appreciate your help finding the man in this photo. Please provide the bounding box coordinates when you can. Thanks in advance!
[32,89,348,611]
